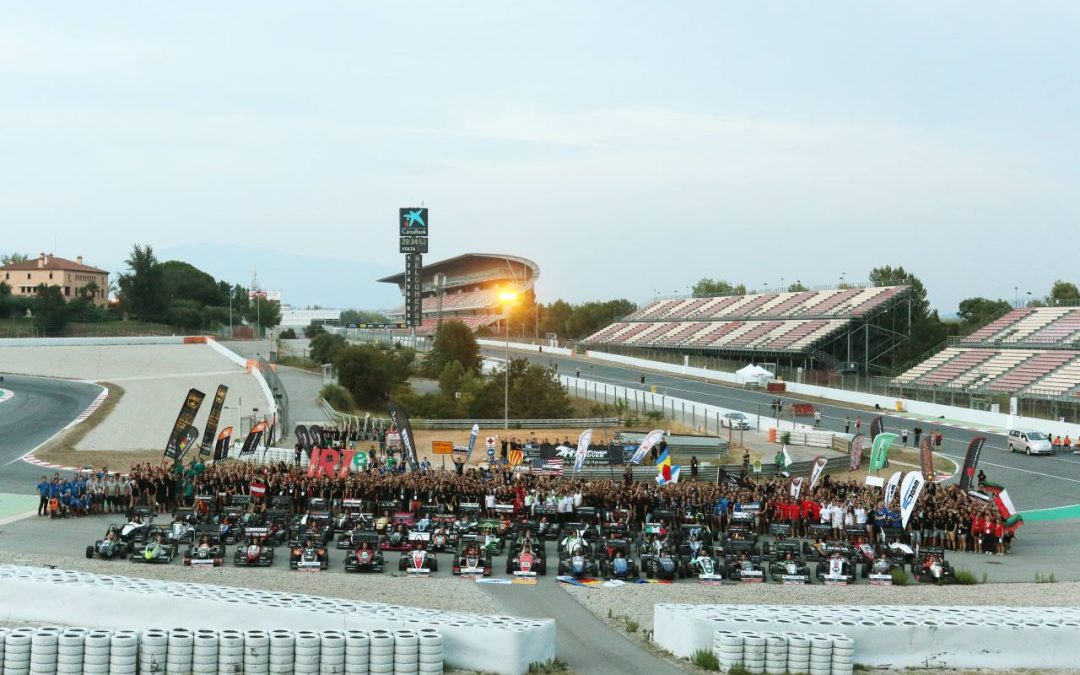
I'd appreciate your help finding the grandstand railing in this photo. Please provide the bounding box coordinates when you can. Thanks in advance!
[947,335,1080,350]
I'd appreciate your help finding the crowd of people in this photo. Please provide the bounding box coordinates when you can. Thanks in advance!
[39,445,1015,556]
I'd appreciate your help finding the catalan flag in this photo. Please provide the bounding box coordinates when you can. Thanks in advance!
[508,449,524,466]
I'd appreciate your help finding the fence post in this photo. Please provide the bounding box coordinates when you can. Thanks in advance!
[716,412,720,438]
[692,405,696,431]
[681,401,685,426]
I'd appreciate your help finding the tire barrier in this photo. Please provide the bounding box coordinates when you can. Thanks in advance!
[0,625,444,675]
[657,603,1080,669]
[0,565,553,674]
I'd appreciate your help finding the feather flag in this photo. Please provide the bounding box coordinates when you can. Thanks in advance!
[574,429,593,474]
[631,429,665,465]
[869,433,897,472]
[885,471,903,506]
[780,445,794,477]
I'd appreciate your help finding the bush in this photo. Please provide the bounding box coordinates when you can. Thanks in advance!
[527,660,568,673]
[727,665,751,675]
[320,383,356,412]
[279,328,297,339]
[954,569,978,585]
[780,431,791,445]
[691,649,720,671]
[890,568,910,586]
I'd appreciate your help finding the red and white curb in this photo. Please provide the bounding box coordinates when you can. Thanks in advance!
[20,385,108,473]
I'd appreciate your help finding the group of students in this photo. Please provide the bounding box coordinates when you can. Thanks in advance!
[35,470,130,517]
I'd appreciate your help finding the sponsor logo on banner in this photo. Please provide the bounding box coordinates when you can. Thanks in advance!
[176,425,200,462]
[958,436,986,492]
[213,427,234,462]
[869,433,897,472]
[387,400,420,472]
[789,476,803,499]
[809,455,828,490]
[165,388,206,460]
[630,429,665,465]
[899,471,925,529]
[308,424,326,449]
[574,429,593,474]
[294,425,312,456]
[466,424,480,463]
[198,385,229,458]
[885,471,903,506]
[240,421,268,457]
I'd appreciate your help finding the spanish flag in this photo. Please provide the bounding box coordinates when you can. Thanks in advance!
[655,449,681,485]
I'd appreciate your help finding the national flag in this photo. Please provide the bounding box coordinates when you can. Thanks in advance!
[780,445,793,477]
[250,480,266,498]
[508,449,524,466]
[531,457,563,477]
[655,449,681,485]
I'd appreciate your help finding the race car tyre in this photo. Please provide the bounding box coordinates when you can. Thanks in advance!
[715,633,743,647]
[833,647,855,659]
[765,666,787,675]
[268,653,295,667]
[742,634,765,647]
[81,665,110,675]
[85,545,94,558]
[787,659,810,670]
[808,667,831,675]
[809,655,833,668]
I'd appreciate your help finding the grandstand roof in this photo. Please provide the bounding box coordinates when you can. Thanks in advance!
[376,253,538,290]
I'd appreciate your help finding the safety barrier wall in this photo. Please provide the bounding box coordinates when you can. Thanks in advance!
[479,339,572,356]
[713,630,855,675]
[0,566,554,674]
[0,336,191,347]
[0,624,442,675]
[586,350,1080,439]
[207,339,281,445]
[654,603,1080,669]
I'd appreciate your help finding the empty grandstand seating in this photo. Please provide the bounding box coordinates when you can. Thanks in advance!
[1027,357,1080,397]
[412,315,500,334]
[621,286,907,323]
[916,349,997,387]
[984,351,1077,393]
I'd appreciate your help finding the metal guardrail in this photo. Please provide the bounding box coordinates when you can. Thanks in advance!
[318,399,620,430]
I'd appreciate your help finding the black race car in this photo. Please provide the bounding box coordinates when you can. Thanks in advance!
[641,543,680,580]
[452,537,492,576]
[289,534,329,571]
[767,541,811,584]
[184,528,225,567]
[234,536,275,567]
[724,551,765,583]
[815,552,857,584]
[86,526,129,560]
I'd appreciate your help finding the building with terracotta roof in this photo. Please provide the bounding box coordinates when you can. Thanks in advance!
[1,253,109,306]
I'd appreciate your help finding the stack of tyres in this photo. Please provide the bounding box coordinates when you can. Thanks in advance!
[712,631,744,671]
[294,630,321,674]
[192,629,219,675]
[393,630,419,675]
[83,630,112,675]
[167,628,194,674]
[829,634,855,675]
[110,630,139,675]
[30,627,60,675]
[218,630,245,673]
[808,633,833,675]
[786,634,811,673]
[368,631,395,675]
[742,633,766,675]
[344,630,370,675]
[269,630,296,675]
[417,628,443,675]
[245,629,271,675]
[5,628,31,675]
[138,629,168,675]
[57,628,87,675]
[764,633,788,675]
[321,630,346,674]
[0,627,5,668]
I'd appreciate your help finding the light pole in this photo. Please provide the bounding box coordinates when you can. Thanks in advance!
[499,290,519,429]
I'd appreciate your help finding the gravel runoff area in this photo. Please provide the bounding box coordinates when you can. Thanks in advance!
[1,343,265,453]
[0,551,499,616]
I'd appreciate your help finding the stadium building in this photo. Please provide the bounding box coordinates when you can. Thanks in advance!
[583,284,913,380]
[377,253,539,335]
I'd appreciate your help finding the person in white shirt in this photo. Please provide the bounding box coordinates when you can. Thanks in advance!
[831,503,845,539]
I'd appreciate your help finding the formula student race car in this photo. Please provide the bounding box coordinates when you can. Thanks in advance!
[289,534,329,571]
[167,510,197,546]
[767,541,811,584]
[234,536,275,567]
[688,548,724,582]
[641,543,680,580]
[344,535,385,573]
[184,531,225,567]
[816,551,857,584]
[453,537,492,577]
[599,541,638,580]
[120,509,156,544]
[380,524,413,551]
[724,551,765,583]
[559,541,597,578]
[399,542,439,574]
[86,526,129,560]
[862,545,905,584]
[911,547,956,584]
[129,530,175,564]
[506,539,546,576]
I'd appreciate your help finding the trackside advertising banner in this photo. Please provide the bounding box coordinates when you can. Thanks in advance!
[387,400,420,472]
[958,436,986,492]
[308,424,326,449]
[850,434,865,471]
[175,425,200,463]
[198,385,229,459]
[899,471,925,529]
[630,429,665,465]
[869,433,897,472]
[920,436,935,480]
[164,388,206,460]
[885,471,903,506]
[240,421,268,456]
[466,423,480,463]
[542,443,622,466]
[574,429,593,474]
[869,416,884,441]
[809,455,829,491]
[213,427,234,462]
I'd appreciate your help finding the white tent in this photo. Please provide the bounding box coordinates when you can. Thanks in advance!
[736,364,774,383]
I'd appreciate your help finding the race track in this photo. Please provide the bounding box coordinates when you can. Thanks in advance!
[0,374,102,494]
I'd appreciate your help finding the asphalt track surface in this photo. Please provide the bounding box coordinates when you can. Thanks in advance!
[0,374,101,494]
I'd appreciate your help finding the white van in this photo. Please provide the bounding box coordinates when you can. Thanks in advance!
[1007,430,1053,455]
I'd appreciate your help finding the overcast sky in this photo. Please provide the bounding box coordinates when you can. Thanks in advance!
[1,2,1078,311]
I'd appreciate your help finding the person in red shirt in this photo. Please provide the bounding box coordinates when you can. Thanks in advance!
[981,516,996,555]
[993,518,1006,556]
[972,514,986,554]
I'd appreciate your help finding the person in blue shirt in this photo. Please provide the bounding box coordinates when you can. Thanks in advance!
[872,503,888,541]
[887,508,902,529]
[36,476,50,516]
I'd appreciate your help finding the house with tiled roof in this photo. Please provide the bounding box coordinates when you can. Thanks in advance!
[1,253,109,306]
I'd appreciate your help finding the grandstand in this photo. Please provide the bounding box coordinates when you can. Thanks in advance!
[377,253,539,335]
[893,305,1080,401]
[584,285,912,375]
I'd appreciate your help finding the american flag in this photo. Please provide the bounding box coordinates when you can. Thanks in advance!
[531,457,563,477]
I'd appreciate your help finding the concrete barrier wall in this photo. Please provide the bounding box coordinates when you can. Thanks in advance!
[0,336,190,347]
[585,350,1080,438]
[0,566,554,674]
[479,339,572,356]
[654,603,1080,669]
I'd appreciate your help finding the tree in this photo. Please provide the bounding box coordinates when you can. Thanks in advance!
[279,328,297,339]
[304,323,327,339]
[957,297,1011,330]
[160,260,222,307]
[563,299,636,339]
[438,360,468,398]
[1050,280,1080,303]
[339,309,391,325]
[428,320,482,376]
[244,298,282,334]
[309,332,346,365]
[334,344,409,407]
[32,284,69,334]
[470,359,572,419]
[787,282,807,292]
[165,299,205,331]
[692,278,746,298]
[538,299,574,338]
[869,265,929,320]
[1,252,29,266]
[117,244,165,322]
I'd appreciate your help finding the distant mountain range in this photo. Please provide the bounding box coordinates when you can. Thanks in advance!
[107,243,403,310]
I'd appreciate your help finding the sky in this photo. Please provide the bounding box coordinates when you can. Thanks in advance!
[1,2,1078,312]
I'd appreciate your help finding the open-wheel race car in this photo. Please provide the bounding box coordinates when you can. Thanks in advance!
[641,542,680,580]
[687,547,723,582]
[861,544,906,584]
[816,551,857,584]
[129,529,175,564]
[289,533,329,571]
[167,509,198,546]
[598,539,638,580]
[234,535,275,567]
[399,540,438,574]
[723,546,765,583]
[380,523,414,551]
[767,541,811,584]
[120,508,156,544]
[911,547,956,584]
[183,527,225,567]
[343,534,384,573]
[86,525,129,560]
[452,536,492,576]
[506,537,546,577]
[558,540,597,578]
